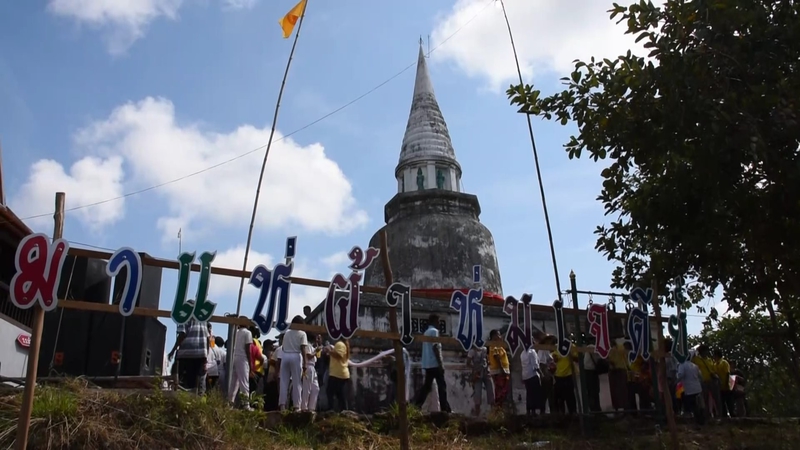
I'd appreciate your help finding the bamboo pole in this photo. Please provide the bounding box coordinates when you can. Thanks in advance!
[378,229,409,450]
[228,0,310,397]
[15,192,65,449]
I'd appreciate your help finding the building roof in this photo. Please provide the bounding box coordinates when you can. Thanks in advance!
[0,146,33,240]
[396,44,461,175]
[0,205,33,240]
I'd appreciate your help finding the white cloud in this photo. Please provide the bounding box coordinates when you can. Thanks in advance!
[47,0,183,55]
[46,0,256,54]
[207,244,326,328]
[431,0,640,89]
[222,0,257,10]
[12,156,125,232]
[321,251,350,269]
[64,96,367,242]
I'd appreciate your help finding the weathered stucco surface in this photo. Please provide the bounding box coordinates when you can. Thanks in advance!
[310,298,656,415]
[364,189,502,295]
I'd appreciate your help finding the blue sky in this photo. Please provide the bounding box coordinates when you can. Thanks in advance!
[0,0,720,355]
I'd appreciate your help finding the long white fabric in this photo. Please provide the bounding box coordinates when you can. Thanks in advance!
[346,348,412,402]
[346,349,395,367]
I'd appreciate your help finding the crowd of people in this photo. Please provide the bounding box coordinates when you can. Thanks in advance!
[165,311,747,420]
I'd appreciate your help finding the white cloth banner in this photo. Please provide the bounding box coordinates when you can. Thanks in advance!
[347,349,395,367]
[347,348,412,402]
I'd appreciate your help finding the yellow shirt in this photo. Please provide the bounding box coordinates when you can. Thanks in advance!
[253,339,265,375]
[489,347,510,375]
[715,359,731,390]
[628,355,644,381]
[608,343,629,370]
[552,346,578,378]
[692,355,715,382]
[328,341,350,380]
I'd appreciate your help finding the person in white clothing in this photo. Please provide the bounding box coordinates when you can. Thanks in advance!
[520,345,542,415]
[301,333,322,411]
[279,316,309,411]
[228,319,255,409]
[536,333,556,414]
[206,336,227,393]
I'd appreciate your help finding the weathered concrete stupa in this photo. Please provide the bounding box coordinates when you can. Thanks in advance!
[363,44,503,294]
[309,44,523,415]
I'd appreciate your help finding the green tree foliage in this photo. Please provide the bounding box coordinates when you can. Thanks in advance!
[506,0,800,385]
[691,315,800,417]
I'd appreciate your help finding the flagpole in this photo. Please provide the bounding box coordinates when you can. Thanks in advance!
[227,0,309,396]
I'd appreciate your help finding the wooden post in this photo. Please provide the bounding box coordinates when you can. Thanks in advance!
[15,192,65,449]
[651,280,679,450]
[379,229,409,450]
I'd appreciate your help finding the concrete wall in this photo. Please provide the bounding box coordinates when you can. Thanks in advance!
[0,315,30,378]
[312,302,663,415]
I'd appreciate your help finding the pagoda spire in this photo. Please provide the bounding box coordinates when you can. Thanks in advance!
[395,42,462,193]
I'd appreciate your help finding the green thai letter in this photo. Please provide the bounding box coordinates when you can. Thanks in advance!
[192,251,217,322]
[171,252,196,324]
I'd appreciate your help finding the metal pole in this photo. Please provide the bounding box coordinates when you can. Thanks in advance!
[569,271,588,432]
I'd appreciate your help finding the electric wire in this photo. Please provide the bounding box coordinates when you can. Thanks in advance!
[6,0,496,227]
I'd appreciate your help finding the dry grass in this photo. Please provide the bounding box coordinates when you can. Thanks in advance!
[0,381,797,449]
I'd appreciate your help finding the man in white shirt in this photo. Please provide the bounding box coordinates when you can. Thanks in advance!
[228,319,254,410]
[521,345,542,415]
[279,316,309,411]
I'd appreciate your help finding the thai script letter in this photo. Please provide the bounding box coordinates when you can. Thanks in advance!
[450,265,485,352]
[503,293,533,356]
[385,282,414,345]
[106,247,142,317]
[324,245,380,340]
[10,233,69,311]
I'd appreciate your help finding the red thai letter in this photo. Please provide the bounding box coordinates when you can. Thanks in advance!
[11,233,70,311]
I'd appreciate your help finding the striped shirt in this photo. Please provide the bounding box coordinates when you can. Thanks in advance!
[176,319,209,359]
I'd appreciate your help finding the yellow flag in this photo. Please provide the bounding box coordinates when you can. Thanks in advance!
[278,0,307,39]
